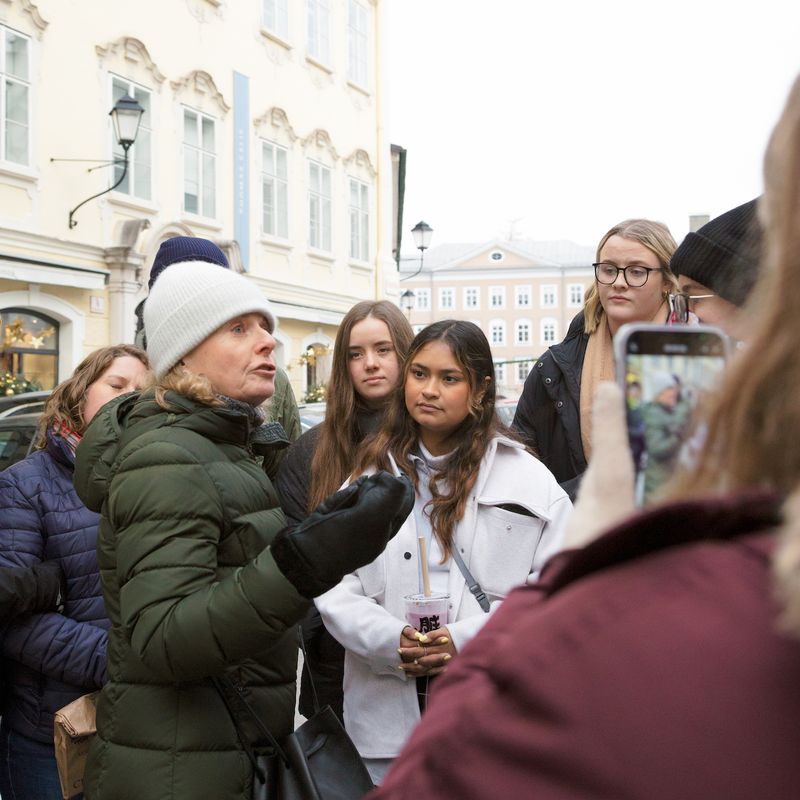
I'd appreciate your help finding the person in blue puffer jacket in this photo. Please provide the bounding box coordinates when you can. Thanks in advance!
[0,344,149,800]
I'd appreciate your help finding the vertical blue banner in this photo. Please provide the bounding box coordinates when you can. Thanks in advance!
[233,71,250,271]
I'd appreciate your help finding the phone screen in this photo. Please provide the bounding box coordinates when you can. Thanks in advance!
[615,325,728,506]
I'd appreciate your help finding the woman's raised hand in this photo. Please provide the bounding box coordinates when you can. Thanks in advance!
[271,471,415,598]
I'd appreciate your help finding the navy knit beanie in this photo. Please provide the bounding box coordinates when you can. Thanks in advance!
[669,199,761,307]
[147,236,229,290]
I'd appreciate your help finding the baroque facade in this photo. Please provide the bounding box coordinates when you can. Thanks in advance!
[399,239,595,398]
[0,0,393,400]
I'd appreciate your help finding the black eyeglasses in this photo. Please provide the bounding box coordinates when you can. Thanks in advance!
[593,262,663,288]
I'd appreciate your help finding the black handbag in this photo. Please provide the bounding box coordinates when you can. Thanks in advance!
[214,630,374,800]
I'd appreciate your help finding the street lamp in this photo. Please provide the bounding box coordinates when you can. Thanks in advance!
[67,95,145,228]
[411,221,433,252]
[401,220,434,282]
[400,289,415,319]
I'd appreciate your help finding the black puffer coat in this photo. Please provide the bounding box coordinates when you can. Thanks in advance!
[513,312,588,498]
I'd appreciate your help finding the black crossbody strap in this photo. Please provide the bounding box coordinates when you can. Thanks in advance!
[213,675,290,770]
[297,624,321,715]
[451,548,490,613]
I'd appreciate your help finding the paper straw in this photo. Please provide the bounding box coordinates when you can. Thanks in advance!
[418,536,431,597]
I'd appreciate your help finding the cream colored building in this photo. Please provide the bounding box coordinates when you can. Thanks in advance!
[400,239,595,398]
[0,0,394,401]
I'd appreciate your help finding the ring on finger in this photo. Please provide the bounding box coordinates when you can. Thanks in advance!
[422,646,428,656]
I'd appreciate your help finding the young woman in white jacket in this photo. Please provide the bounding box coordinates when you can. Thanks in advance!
[316,320,572,785]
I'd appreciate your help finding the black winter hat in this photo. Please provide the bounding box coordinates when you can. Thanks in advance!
[147,236,229,290]
[669,199,761,307]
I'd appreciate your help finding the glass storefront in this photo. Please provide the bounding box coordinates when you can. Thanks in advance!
[1,308,59,395]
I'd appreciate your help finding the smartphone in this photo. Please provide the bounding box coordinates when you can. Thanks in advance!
[614,323,729,506]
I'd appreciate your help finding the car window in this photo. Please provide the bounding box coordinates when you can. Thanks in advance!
[495,401,518,426]
[2,402,47,418]
[0,426,35,471]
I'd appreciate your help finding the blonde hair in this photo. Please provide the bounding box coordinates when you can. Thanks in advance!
[583,219,679,335]
[36,344,149,446]
[151,366,222,409]
[665,74,800,634]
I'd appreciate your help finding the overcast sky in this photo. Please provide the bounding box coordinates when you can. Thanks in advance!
[386,0,800,253]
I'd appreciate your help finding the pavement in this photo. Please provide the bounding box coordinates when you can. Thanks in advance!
[294,650,307,729]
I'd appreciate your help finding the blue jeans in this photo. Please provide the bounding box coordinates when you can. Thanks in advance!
[0,724,77,800]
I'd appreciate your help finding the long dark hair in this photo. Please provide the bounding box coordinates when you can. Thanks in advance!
[355,320,502,560]
[307,300,414,510]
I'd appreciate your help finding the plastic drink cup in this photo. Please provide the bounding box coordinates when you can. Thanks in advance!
[404,592,449,635]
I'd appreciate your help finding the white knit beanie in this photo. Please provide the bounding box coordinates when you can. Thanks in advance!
[648,370,677,400]
[144,261,277,378]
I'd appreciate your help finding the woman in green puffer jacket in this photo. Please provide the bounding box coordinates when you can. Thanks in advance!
[73,257,412,800]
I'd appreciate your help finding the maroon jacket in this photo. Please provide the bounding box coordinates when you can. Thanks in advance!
[371,490,800,800]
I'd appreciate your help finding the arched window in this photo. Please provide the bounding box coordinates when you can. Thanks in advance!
[301,342,332,401]
[1,309,59,393]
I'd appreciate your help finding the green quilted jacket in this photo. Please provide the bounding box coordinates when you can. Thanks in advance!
[73,390,309,800]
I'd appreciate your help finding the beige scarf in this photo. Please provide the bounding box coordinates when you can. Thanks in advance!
[579,298,669,461]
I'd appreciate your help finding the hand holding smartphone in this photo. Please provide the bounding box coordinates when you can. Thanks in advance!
[614,323,729,506]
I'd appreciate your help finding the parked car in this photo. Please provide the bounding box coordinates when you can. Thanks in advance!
[0,389,50,419]
[495,398,518,427]
[0,412,39,471]
[298,401,326,433]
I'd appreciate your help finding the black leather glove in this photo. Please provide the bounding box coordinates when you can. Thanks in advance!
[271,471,414,598]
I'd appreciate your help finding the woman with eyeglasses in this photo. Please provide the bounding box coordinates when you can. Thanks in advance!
[513,219,678,497]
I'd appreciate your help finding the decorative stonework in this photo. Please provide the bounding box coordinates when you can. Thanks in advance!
[347,91,365,112]
[304,56,335,90]
[146,222,195,251]
[216,239,245,273]
[0,0,48,37]
[302,128,339,162]
[95,37,166,85]
[343,148,376,178]
[253,107,298,142]
[170,70,230,115]
[105,221,152,345]
[184,0,223,23]
[21,0,46,33]
[114,218,151,251]
[258,30,293,67]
